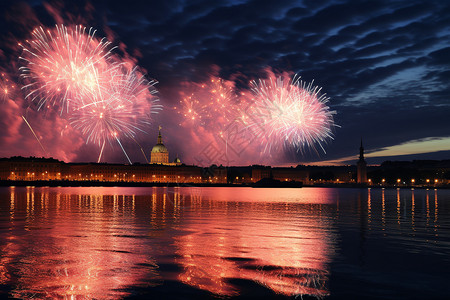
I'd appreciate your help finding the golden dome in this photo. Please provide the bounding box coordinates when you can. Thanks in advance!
[151,126,168,153]
[152,143,168,153]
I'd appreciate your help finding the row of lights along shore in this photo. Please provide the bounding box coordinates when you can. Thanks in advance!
[367,178,441,185]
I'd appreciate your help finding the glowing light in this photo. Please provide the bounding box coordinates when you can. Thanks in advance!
[0,73,16,101]
[18,24,161,162]
[248,74,337,154]
[19,25,117,113]
[178,78,239,130]
[70,67,159,147]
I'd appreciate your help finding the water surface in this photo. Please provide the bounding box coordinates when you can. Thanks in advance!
[0,187,449,299]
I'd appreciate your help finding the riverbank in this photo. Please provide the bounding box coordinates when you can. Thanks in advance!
[1,180,448,189]
[0,180,236,187]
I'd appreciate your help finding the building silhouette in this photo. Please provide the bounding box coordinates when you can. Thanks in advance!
[357,139,367,184]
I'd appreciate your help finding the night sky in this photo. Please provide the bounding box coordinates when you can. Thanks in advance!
[0,0,449,166]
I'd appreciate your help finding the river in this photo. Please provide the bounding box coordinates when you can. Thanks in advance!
[0,186,449,299]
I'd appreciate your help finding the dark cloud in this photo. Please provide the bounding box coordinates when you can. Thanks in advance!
[428,47,450,65]
[292,1,385,34]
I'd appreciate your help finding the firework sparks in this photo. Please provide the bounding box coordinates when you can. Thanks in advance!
[70,67,160,161]
[70,67,159,145]
[19,24,117,114]
[0,73,16,102]
[178,78,239,129]
[248,74,337,154]
[18,24,160,163]
[21,115,48,156]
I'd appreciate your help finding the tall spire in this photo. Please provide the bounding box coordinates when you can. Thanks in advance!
[359,138,364,161]
[357,137,367,184]
[157,125,163,144]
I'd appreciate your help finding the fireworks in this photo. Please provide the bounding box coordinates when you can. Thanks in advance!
[70,67,159,147]
[18,24,160,163]
[0,73,16,101]
[19,25,117,113]
[179,78,239,129]
[248,74,337,154]
[175,73,337,164]
[15,23,336,163]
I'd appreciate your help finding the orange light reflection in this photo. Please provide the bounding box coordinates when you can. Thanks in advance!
[1,187,160,299]
[174,187,335,298]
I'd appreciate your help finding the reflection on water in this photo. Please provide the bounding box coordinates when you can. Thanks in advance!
[1,187,161,299]
[0,186,449,299]
[174,197,334,297]
[363,188,442,237]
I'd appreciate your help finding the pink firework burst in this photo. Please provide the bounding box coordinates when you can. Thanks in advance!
[70,66,160,147]
[248,74,337,154]
[0,72,17,102]
[19,24,117,114]
[18,24,160,163]
[178,78,239,129]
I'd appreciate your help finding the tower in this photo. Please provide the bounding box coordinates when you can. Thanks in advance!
[357,139,367,184]
[150,126,169,164]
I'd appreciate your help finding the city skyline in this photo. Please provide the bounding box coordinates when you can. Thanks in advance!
[0,0,449,166]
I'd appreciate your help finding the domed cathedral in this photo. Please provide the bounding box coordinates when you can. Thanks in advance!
[150,126,182,166]
[150,126,169,164]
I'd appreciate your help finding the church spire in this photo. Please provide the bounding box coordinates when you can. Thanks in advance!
[357,138,367,184]
[157,125,163,144]
[359,138,364,161]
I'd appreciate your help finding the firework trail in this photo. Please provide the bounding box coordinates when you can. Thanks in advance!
[130,136,150,163]
[115,133,132,164]
[247,74,337,154]
[21,115,48,156]
[19,24,117,114]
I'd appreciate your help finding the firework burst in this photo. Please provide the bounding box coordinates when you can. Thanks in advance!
[18,24,160,163]
[70,66,160,162]
[70,67,159,147]
[19,24,117,114]
[178,78,239,129]
[248,74,337,154]
[0,72,17,102]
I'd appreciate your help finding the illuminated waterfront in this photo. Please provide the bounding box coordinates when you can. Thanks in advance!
[0,187,449,299]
